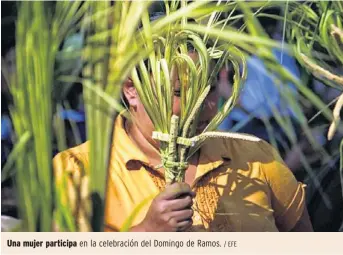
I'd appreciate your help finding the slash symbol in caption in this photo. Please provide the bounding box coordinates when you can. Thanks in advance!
[225,241,238,248]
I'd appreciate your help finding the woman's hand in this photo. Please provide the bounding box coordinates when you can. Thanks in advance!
[130,182,195,232]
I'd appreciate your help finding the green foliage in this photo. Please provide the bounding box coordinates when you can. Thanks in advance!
[4,1,85,231]
[2,0,342,232]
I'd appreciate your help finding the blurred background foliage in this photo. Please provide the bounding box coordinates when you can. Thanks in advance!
[1,0,342,232]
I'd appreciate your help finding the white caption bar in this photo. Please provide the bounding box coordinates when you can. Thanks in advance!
[1,232,342,255]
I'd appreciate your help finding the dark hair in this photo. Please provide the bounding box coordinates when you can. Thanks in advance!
[121,11,198,108]
[122,11,170,108]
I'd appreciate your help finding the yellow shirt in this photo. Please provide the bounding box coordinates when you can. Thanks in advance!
[53,113,305,232]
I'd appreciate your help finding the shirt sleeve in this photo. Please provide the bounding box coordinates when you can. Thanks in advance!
[53,151,91,232]
[259,141,306,232]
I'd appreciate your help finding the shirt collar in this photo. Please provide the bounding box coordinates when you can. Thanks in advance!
[194,137,231,181]
[112,111,231,179]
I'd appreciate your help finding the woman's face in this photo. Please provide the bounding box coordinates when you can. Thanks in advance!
[124,53,219,146]
[171,64,219,134]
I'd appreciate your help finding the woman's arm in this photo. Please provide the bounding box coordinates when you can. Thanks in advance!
[290,206,314,232]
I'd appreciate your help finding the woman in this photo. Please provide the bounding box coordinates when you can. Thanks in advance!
[53,50,313,232]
